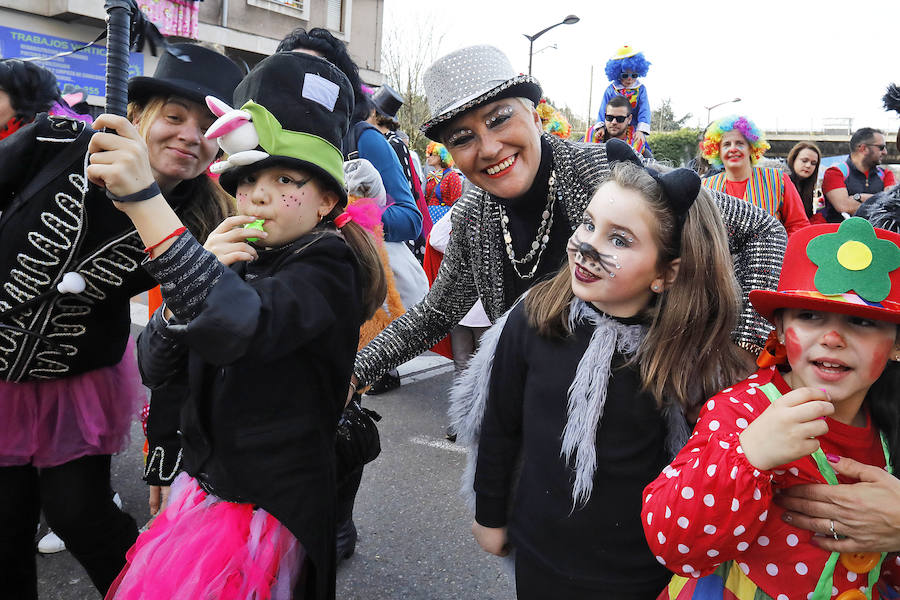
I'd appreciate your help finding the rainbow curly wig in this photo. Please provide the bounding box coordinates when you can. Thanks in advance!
[426,141,454,168]
[700,115,771,167]
[604,46,650,83]
[536,99,571,139]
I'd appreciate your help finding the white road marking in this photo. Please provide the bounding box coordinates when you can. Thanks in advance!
[409,435,468,454]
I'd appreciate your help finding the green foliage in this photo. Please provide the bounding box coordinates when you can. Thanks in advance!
[647,128,701,166]
[652,98,692,132]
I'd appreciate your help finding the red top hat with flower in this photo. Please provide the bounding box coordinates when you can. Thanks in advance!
[750,217,900,325]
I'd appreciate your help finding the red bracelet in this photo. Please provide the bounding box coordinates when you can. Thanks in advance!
[144,226,187,255]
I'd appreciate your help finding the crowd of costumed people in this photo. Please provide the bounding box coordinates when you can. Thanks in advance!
[3,18,900,600]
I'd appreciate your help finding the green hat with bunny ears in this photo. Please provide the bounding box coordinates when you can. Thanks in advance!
[205,51,353,204]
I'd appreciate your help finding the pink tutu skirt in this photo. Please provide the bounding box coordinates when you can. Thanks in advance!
[0,337,143,468]
[107,473,304,600]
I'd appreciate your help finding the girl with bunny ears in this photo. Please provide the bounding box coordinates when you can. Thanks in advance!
[98,51,385,600]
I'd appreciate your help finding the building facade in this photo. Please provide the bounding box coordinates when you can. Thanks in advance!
[0,0,384,108]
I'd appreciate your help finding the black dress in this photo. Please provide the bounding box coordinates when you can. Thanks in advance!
[474,302,672,599]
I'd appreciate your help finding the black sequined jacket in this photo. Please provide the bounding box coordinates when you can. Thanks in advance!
[354,133,787,386]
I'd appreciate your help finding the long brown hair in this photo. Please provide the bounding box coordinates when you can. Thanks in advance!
[324,204,387,320]
[786,141,821,219]
[525,162,746,410]
[127,97,233,243]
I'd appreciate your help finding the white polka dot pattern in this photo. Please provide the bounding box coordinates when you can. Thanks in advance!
[638,368,889,598]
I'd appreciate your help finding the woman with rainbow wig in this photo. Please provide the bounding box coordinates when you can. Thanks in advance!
[424,141,463,224]
[597,45,651,144]
[702,115,810,236]
[536,99,571,139]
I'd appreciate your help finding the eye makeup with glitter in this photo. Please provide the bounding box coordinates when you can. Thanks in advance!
[609,228,634,247]
[485,105,514,129]
[446,128,475,148]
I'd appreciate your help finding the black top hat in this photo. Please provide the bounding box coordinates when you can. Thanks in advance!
[128,44,243,108]
[215,52,353,204]
[372,84,404,119]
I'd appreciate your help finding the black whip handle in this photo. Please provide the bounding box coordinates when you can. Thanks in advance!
[104,0,134,117]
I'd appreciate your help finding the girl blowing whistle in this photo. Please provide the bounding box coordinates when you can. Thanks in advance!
[451,161,748,599]
[644,217,900,599]
[89,52,385,600]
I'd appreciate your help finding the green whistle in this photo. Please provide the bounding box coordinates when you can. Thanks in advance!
[244,219,265,242]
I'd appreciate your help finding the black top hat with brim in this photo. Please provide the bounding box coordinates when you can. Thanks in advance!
[420,45,542,141]
[128,43,243,108]
[215,52,353,205]
[372,84,404,119]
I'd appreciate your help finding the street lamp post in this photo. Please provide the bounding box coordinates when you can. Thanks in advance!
[524,15,579,76]
[705,97,742,125]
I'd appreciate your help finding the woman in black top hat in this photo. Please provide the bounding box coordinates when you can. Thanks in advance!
[0,43,242,598]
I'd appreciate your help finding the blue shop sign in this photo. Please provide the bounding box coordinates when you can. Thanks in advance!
[0,25,143,98]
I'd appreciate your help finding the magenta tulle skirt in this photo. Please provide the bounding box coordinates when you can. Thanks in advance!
[107,473,304,600]
[0,337,143,468]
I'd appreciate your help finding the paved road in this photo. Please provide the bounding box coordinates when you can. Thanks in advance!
[36,352,516,599]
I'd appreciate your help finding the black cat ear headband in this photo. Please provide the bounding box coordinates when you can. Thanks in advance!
[646,167,701,243]
[606,140,701,250]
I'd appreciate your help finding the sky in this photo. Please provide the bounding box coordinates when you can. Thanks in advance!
[382,0,900,133]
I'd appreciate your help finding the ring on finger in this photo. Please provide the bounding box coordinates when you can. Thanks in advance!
[829,519,839,541]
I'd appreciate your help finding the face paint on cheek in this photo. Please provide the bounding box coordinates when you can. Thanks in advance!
[784,328,802,365]
[867,339,894,380]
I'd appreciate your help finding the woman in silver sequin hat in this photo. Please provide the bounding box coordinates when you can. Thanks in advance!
[353,45,786,392]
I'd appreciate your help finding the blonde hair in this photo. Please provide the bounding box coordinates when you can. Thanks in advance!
[525,162,745,410]
[128,96,234,243]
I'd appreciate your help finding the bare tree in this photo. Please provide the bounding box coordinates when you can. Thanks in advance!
[381,11,445,156]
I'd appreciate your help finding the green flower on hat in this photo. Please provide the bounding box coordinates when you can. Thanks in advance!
[806,217,900,302]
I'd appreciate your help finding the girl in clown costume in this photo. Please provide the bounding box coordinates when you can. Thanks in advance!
[644,217,900,600]
[597,45,652,145]
[424,141,463,224]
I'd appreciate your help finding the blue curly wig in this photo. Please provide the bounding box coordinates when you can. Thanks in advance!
[605,51,650,83]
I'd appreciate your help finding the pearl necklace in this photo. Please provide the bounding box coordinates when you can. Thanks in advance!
[498,170,556,280]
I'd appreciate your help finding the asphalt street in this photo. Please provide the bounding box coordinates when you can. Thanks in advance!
[35,354,516,600]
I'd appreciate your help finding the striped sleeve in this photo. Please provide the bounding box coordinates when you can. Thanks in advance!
[142,231,225,321]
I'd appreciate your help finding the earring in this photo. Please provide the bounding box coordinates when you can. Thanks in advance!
[652,284,660,292]
[758,330,787,367]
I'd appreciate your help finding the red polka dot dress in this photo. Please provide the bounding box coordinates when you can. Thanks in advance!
[642,367,897,599]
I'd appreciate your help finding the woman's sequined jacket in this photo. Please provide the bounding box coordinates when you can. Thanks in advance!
[354,134,786,386]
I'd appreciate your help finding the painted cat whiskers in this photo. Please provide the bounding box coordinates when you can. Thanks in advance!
[567,233,622,278]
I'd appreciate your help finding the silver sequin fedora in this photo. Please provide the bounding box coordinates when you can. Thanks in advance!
[420,45,542,140]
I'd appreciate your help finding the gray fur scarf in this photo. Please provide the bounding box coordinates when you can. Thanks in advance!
[448,297,691,515]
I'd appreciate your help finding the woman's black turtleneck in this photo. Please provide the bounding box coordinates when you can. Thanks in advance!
[495,136,572,304]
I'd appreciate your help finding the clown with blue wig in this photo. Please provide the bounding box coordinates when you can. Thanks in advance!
[597,45,652,141]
